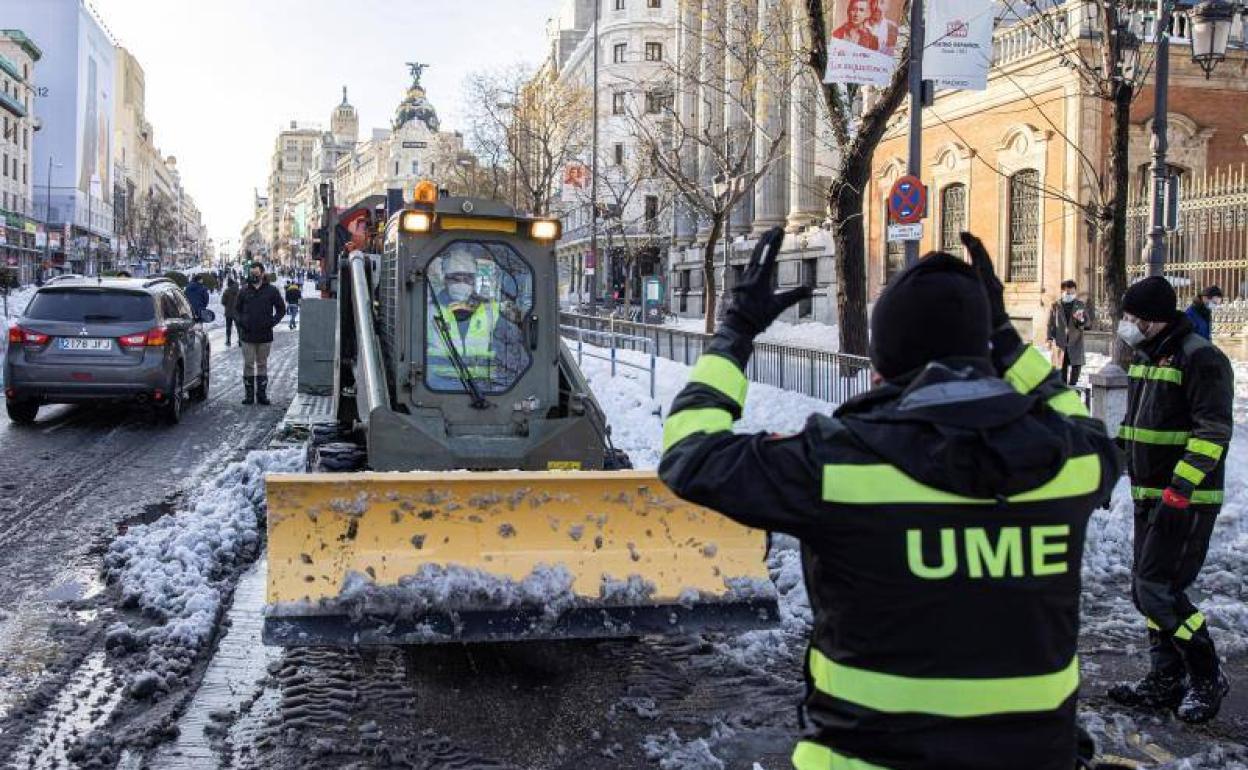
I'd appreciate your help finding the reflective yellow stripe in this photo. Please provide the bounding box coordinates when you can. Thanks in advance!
[808,648,1079,718]
[1047,389,1089,417]
[1147,618,1161,631]
[1174,460,1206,487]
[688,354,749,409]
[1158,611,1203,640]
[1186,438,1225,462]
[662,407,733,452]
[792,741,894,770]
[1118,426,1191,445]
[1004,346,1052,394]
[1132,486,1224,505]
[1128,364,1183,384]
[823,454,1101,506]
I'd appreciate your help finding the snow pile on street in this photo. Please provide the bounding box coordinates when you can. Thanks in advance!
[643,722,736,770]
[577,343,832,470]
[102,448,303,692]
[662,316,841,352]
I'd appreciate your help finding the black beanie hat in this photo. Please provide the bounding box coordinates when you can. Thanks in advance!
[870,253,991,380]
[1122,276,1177,322]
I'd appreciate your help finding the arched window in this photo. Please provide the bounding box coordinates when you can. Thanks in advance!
[1007,170,1039,282]
[939,183,966,254]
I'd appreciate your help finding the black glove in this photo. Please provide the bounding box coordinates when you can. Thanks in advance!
[715,227,812,365]
[959,231,1007,329]
[960,231,1021,370]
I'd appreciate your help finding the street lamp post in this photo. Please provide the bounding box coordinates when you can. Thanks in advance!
[1143,0,1240,277]
[42,155,61,281]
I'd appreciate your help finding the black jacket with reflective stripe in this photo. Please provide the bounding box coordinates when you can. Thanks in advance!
[1120,314,1234,502]
[659,343,1120,770]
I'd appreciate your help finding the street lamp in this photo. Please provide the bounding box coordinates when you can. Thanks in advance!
[711,168,748,323]
[1142,0,1243,277]
[1190,0,1237,77]
[42,156,62,282]
[1117,27,1142,82]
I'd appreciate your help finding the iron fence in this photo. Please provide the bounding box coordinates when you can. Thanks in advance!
[560,313,874,404]
[559,324,658,399]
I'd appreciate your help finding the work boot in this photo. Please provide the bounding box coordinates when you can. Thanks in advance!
[1107,670,1186,710]
[1177,671,1230,723]
[241,377,255,405]
[256,376,270,406]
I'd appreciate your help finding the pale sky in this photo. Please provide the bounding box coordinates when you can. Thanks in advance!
[91,0,555,251]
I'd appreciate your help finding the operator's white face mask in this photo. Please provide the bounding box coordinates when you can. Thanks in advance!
[1062,292,1076,303]
[447,281,473,303]
[1117,319,1147,348]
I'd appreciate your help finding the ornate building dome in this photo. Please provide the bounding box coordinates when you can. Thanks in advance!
[393,62,440,133]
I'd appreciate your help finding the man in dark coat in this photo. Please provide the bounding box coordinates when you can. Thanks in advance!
[1184,285,1222,341]
[1108,276,1234,724]
[1046,279,1089,386]
[185,274,210,322]
[233,261,286,405]
[221,278,240,347]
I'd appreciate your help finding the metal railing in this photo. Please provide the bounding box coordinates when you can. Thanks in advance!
[560,312,874,404]
[560,324,658,399]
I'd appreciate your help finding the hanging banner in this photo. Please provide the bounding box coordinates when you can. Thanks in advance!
[824,0,904,86]
[922,0,996,90]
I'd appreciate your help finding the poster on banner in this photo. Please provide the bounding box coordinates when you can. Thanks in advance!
[824,0,904,86]
[923,0,995,90]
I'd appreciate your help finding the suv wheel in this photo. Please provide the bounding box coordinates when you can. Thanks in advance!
[161,366,183,424]
[188,352,210,402]
[6,401,38,425]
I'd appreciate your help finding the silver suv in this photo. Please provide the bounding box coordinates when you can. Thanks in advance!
[4,276,210,424]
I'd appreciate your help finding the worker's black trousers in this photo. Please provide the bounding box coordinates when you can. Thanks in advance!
[1131,502,1220,680]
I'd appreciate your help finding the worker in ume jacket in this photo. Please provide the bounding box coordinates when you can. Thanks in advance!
[1108,276,1234,724]
[659,229,1121,770]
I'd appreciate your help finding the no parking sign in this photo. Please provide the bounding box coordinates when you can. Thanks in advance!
[888,175,927,225]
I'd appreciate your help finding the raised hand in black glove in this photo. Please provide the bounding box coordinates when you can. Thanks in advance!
[715,226,812,366]
[959,231,1008,329]
[959,231,1021,369]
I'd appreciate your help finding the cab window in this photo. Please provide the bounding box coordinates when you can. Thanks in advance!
[423,240,533,394]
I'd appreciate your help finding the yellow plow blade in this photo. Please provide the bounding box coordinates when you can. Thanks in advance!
[263,470,777,645]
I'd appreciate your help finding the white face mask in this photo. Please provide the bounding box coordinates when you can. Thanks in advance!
[1117,319,1146,348]
[1210,298,1223,308]
[1062,292,1076,303]
[447,281,473,303]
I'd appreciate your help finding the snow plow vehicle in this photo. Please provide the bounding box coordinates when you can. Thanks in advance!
[262,182,777,645]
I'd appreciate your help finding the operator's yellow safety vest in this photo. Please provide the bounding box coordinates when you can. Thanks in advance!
[427,301,497,381]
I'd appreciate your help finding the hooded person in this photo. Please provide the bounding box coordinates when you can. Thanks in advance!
[1184,285,1223,341]
[1108,275,1235,723]
[657,229,1121,769]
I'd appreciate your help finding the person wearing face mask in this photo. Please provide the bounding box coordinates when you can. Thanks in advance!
[1046,280,1089,386]
[425,251,523,392]
[658,229,1122,770]
[1183,285,1223,341]
[1108,276,1234,724]
[233,261,287,406]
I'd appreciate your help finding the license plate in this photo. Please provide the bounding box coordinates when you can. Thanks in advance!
[58,338,113,351]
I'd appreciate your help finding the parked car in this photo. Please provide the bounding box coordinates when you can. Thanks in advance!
[3,276,211,425]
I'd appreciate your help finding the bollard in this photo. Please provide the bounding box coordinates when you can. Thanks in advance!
[1089,362,1129,438]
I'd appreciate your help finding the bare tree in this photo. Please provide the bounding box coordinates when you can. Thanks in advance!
[630,1,793,333]
[431,133,505,199]
[129,191,179,265]
[804,0,912,356]
[996,0,1155,360]
[463,63,592,215]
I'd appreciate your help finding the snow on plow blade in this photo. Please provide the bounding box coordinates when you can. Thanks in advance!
[263,470,778,645]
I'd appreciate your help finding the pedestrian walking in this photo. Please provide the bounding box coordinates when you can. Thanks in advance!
[658,229,1121,770]
[1184,285,1222,341]
[234,261,286,406]
[284,281,302,329]
[185,274,210,322]
[1046,279,1089,386]
[221,278,240,347]
[1108,276,1234,723]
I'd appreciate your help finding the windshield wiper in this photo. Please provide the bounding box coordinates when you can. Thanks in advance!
[428,288,490,410]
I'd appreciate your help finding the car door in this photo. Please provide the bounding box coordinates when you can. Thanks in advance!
[172,290,204,384]
[159,291,194,385]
